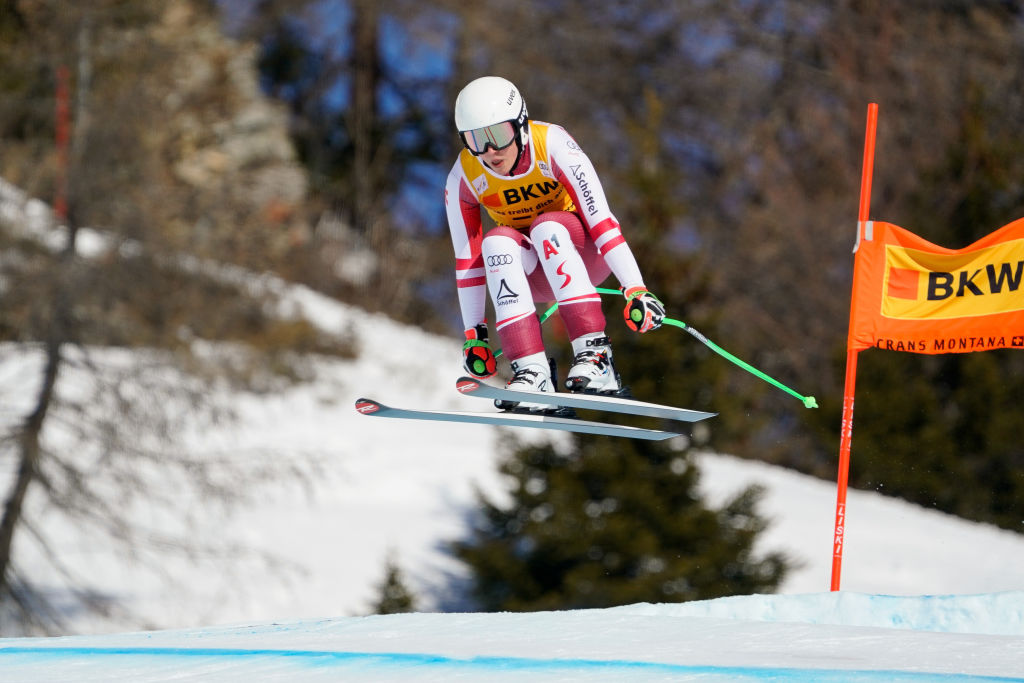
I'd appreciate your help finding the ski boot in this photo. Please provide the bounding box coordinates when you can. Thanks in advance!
[565,333,625,395]
[495,352,562,414]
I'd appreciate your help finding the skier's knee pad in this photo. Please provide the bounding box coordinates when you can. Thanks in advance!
[482,233,534,316]
[482,232,520,261]
[529,220,573,252]
[483,230,537,274]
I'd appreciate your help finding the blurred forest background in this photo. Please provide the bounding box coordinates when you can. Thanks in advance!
[2,0,1024,629]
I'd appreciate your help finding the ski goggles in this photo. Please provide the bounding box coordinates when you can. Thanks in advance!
[460,121,517,155]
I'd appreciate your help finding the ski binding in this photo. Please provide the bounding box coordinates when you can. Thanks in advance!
[455,376,716,423]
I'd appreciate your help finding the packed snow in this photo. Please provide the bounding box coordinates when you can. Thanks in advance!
[1,592,1022,680]
[2,178,1023,679]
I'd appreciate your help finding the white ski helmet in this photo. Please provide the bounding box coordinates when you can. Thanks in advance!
[454,76,529,158]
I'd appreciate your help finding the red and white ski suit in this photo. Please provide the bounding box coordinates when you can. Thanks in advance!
[445,120,648,360]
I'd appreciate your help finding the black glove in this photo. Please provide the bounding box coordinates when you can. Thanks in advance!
[462,324,497,378]
[623,287,666,333]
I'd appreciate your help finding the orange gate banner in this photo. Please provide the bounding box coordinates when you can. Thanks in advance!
[849,218,1024,353]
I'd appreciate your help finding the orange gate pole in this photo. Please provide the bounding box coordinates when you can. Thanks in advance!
[831,102,878,591]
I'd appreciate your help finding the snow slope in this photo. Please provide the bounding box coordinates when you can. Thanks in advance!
[3,178,1024,679]
[8,279,1023,629]
[1,592,1023,681]
[2,282,1024,630]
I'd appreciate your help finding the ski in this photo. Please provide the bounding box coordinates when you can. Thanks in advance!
[354,398,684,441]
[454,377,717,423]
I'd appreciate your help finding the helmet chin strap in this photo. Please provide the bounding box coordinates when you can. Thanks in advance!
[510,139,526,172]
[508,122,529,173]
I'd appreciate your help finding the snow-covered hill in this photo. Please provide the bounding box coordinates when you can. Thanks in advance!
[4,280,1024,635]
[3,176,1024,680]
[2,592,1023,681]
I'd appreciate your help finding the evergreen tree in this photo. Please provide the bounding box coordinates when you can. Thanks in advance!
[369,553,418,615]
[453,436,791,612]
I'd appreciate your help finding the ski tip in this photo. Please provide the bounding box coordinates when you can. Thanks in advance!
[354,398,382,415]
[455,377,483,394]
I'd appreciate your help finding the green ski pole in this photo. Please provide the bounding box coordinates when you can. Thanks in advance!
[492,288,817,409]
[596,287,816,408]
[661,317,818,409]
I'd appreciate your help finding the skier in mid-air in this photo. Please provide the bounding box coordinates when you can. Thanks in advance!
[445,76,665,411]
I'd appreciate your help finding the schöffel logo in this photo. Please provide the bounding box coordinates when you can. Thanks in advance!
[495,279,519,305]
[570,164,597,216]
[882,240,1024,320]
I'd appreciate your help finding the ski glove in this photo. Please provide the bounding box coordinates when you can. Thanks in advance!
[463,324,497,378]
[623,287,665,333]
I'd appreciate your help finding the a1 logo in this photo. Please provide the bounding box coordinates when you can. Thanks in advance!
[542,234,561,260]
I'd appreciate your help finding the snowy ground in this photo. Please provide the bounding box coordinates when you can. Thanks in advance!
[2,288,1023,680]
[1,592,1022,681]
[4,288,1024,632]
[3,178,1024,679]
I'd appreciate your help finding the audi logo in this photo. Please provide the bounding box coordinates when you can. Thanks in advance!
[487,254,514,266]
